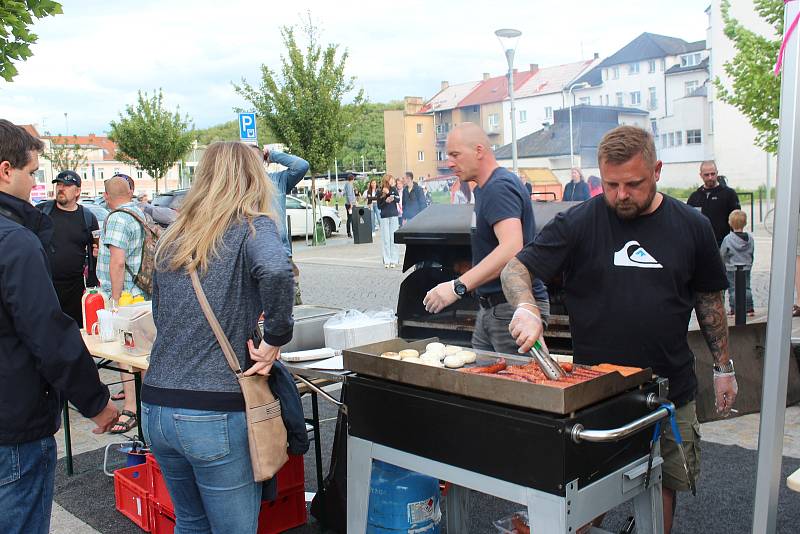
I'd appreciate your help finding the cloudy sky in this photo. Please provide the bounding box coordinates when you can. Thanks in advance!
[0,0,709,135]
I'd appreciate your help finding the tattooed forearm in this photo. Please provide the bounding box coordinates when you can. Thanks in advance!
[695,291,729,365]
[501,258,535,307]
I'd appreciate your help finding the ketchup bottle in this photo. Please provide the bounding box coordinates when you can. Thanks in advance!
[82,289,107,334]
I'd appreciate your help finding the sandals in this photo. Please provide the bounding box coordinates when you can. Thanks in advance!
[110,410,138,434]
[110,390,126,401]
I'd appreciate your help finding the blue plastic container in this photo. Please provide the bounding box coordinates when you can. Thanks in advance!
[367,460,441,533]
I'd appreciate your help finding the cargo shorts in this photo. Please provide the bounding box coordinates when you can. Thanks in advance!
[660,400,701,491]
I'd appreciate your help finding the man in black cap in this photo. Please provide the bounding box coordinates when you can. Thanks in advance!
[37,170,100,325]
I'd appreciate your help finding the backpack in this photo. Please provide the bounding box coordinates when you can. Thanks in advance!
[106,208,161,296]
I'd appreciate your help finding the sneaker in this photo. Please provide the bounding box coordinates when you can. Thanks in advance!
[384,264,390,269]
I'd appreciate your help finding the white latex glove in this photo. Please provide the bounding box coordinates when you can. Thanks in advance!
[423,281,459,314]
[714,373,738,414]
[509,306,544,354]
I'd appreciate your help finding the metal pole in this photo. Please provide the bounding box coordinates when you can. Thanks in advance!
[507,49,518,174]
[569,93,575,169]
[753,2,800,532]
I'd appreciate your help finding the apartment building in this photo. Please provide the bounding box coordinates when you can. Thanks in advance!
[383,97,437,180]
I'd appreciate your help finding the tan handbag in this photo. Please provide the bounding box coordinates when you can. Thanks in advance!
[190,269,288,482]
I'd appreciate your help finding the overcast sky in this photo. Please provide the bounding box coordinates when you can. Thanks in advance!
[0,0,709,135]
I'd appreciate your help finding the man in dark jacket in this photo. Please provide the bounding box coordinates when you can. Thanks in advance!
[0,120,119,534]
[687,160,740,245]
[401,171,426,225]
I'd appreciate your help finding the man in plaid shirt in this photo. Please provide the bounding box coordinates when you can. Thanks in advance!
[96,174,145,433]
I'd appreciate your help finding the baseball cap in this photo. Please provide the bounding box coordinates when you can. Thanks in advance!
[53,170,81,187]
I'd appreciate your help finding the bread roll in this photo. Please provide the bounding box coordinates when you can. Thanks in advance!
[403,357,423,364]
[399,349,420,360]
[426,342,445,353]
[380,351,401,360]
[457,350,477,364]
[444,345,463,355]
[422,359,444,367]
[421,351,444,362]
[444,354,465,368]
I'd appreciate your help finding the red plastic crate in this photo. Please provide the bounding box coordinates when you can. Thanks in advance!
[258,489,307,534]
[276,454,305,495]
[149,497,176,534]
[146,454,174,514]
[114,464,151,531]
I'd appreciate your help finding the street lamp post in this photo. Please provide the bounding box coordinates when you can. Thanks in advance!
[361,155,365,174]
[495,28,522,174]
[567,82,590,169]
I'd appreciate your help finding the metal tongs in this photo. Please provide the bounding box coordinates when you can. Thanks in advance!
[529,339,567,380]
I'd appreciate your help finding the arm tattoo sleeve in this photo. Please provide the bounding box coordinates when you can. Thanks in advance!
[695,291,730,364]
[501,257,535,307]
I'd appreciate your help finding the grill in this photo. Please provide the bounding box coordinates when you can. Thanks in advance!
[394,201,582,351]
[343,338,670,532]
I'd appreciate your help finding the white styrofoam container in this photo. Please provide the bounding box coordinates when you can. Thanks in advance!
[323,311,397,350]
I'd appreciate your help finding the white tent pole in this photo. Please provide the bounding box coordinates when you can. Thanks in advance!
[753,2,800,532]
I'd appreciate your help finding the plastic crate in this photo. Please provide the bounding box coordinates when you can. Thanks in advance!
[146,454,174,514]
[114,464,151,531]
[276,454,305,495]
[258,489,308,534]
[149,497,176,534]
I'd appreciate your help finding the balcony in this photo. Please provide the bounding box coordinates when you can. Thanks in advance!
[487,124,502,135]
[647,99,658,111]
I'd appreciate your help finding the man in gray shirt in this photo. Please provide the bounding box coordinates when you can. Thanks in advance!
[343,173,357,238]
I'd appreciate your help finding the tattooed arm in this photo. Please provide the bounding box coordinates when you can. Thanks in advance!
[695,290,738,413]
[501,258,543,353]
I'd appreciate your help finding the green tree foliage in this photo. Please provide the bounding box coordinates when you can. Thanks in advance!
[336,101,402,172]
[42,133,88,172]
[233,16,368,174]
[193,118,276,146]
[714,0,784,153]
[0,0,62,81]
[109,89,194,193]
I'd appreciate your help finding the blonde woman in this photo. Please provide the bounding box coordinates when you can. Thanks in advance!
[377,174,401,267]
[141,142,295,533]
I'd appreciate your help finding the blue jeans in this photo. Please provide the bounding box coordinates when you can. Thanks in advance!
[371,203,380,230]
[379,216,400,265]
[142,404,261,533]
[0,436,57,534]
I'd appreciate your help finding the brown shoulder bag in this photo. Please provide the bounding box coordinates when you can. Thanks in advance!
[190,269,288,482]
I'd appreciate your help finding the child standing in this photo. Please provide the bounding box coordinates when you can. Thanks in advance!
[720,209,755,315]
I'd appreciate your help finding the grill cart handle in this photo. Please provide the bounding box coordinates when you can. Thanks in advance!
[294,374,348,416]
[568,394,674,444]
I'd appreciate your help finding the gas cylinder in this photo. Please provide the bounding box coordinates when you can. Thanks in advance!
[367,460,441,533]
[82,288,108,334]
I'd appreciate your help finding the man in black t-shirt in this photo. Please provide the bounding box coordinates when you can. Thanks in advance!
[500,126,737,534]
[37,171,99,325]
[423,122,549,354]
[686,160,740,245]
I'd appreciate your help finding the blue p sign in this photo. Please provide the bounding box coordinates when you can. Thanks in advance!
[238,113,257,142]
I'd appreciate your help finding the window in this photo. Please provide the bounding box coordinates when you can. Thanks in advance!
[604,95,610,106]
[579,97,590,105]
[436,123,443,134]
[680,53,702,67]
[286,197,303,209]
[668,132,675,147]
[612,66,620,79]
[661,134,668,148]
[416,123,422,134]
[650,119,658,136]
[137,170,143,179]
[602,69,607,81]
[472,106,479,113]
[488,113,499,128]
[436,150,445,161]
[630,91,641,106]
[99,169,104,180]
[628,62,640,74]
[491,144,499,151]
[417,151,425,161]
[519,110,527,123]
[685,80,699,96]
[545,107,553,119]
[616,92,624,106]
[660,58,666,71]
[648,87,657,110]
[675,131,682,146]
[686,129,702,144]
[648,60,656,73]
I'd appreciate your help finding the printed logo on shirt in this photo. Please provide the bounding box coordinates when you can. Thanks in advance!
[613,240,663,269]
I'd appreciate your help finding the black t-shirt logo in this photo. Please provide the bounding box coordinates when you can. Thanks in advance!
[613,240,663,269]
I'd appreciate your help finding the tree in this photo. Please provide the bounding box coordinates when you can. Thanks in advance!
[233,15,368,174]
[714,0,784,154]
[336,101,403,172]
[0,1,62,82]
[193,118,276,147]
[109,89,194,193]
[42,133,88,172]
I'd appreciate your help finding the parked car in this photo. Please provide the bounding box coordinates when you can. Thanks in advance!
[78,201,110,231]
[286,195,341,238]
[152,189,188,209]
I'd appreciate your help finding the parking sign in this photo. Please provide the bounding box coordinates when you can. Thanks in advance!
[238,113,258,143]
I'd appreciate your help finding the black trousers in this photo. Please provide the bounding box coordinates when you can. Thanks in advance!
[53,276,85,326]
[345,204,353,236]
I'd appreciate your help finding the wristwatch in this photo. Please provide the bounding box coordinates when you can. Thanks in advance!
[453,278,467,298]
[713,359,735,374]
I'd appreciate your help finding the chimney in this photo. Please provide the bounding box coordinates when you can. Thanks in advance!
[483,72,490,80]
[529,63,539,72]
[593,52,599,59]
[441,81,449,90]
